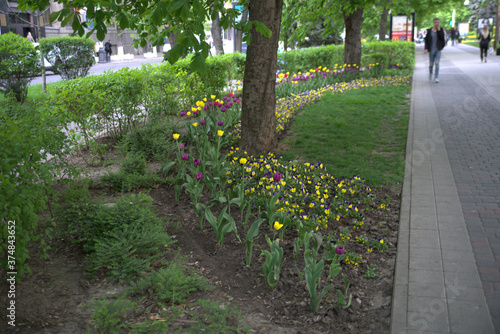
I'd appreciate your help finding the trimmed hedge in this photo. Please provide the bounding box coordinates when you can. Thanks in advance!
[0,32,41,103]
[39,36,95,80]
[278,41,415,73]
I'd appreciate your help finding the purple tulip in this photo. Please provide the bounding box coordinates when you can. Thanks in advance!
[179,143,184,149]
[217,121,223,126]
[194,159,201,166]
[193,110,198,115]
[203,106,208,111]
[273,172,282,183]
[224,103,231,109]
[181,153,188,161]
[196,172,203,181]
[200,119,206,126]
[336,246,344,255]
[220,107,227,112]
[180,111,186,117]
[208,102,213,106]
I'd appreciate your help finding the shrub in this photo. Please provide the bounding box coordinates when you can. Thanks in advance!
[119,119,178,161]
[361,52,389,68]
[120,154,147,175]
[0,102,75,279]
[86,296,137,334]
[39,36,95,80]
[0,32,41,103]
[56,193,176,280]
[278,41,415,73]
[127,260,210,305]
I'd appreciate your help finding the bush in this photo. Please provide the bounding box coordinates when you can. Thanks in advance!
[278,41,415,73]
[127,260,210,305]
[56,193,176,279]
[119,119,179,161]
[39,36,95,80]
[361,52,389,69]
[0,32,41,103]
[0,102,75,279]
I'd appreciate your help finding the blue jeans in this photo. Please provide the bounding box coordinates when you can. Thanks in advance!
[429,50,442,79]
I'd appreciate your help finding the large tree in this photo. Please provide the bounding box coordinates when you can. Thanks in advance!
[18,0,281,156]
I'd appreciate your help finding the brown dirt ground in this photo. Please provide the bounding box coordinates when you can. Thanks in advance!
[1,142,401,334]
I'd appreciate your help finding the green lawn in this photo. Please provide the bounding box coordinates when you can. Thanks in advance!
[278,84,411,187]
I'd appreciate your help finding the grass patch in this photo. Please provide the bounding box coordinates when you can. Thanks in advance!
[278,84,411,187]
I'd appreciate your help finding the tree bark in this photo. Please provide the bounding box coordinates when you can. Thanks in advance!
[168,31,178,49]
[379,1,391,41]
[235,7,249,52]
[211,13,224,55]
[342,7,363,67]
[240,0,283,156]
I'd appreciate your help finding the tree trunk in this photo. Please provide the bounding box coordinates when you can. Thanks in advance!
[211,14,224,55]
[379,2,390,41]
[235,7,249,52]
[168,31,178,49]
[342,7,363,67]
[240,0,283,156]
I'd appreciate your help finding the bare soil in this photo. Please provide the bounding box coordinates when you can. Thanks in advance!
[1,144,401,334]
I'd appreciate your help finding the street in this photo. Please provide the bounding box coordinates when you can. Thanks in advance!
[31,56,164,85]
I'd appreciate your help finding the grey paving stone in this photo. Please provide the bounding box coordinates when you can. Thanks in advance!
[441,249,475,263]
[407,309,449,332]
[408,269,444,286]
[448,299,494,334]
[444,271,483,288]
[408,282,446,298]
[409,257,443,272]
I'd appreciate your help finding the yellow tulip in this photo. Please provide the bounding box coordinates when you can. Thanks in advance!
[274,221,284,230]
[173,133,180,140]
[192,123,198,127]
[217,130,224,137]
[211,95,216,99]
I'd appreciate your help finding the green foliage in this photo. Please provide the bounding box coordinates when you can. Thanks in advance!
[140,63,186,118]
[0,102,74,279]
[0,32,41,103]
[119,119,178,161]
[120,154,147,175]
[100,153,168,192]
[56,193,174,256]
[128,259,210,305]
[39,36,95,80]
[85,296,137,334]
[278,41,415,73]
[261,235,284,290]
[86,219,174,280]
[362,41,415,69]
[364,263,379,279]
[361,52,389,68]
[187,299,246,333]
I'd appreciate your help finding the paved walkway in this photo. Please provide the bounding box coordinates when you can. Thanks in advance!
[391,43,500,333]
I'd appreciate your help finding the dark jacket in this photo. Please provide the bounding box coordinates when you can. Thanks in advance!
[424,28,445,51]
[478,32,491,47]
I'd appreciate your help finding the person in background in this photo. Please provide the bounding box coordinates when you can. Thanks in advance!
[104,40,112,60]
[478,25,491,63]
[450,27,457,46]
[424,17,445,83]
[27,32,34,42]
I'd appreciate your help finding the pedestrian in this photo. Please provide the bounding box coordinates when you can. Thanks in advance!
[27,32,34,42]
[104,40,112,60]
[478,25,491,63]
[450,27,457,46]
[424,17,445,83]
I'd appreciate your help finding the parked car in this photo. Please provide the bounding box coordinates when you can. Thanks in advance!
[32,42,59,73]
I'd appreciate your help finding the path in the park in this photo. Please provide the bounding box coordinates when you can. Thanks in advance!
[391,43,500,334]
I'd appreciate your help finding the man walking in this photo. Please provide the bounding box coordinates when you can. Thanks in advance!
[424,18,445,83]
[104,40,112,62]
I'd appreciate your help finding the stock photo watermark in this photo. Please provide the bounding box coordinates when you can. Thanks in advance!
[6,220,17,327]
